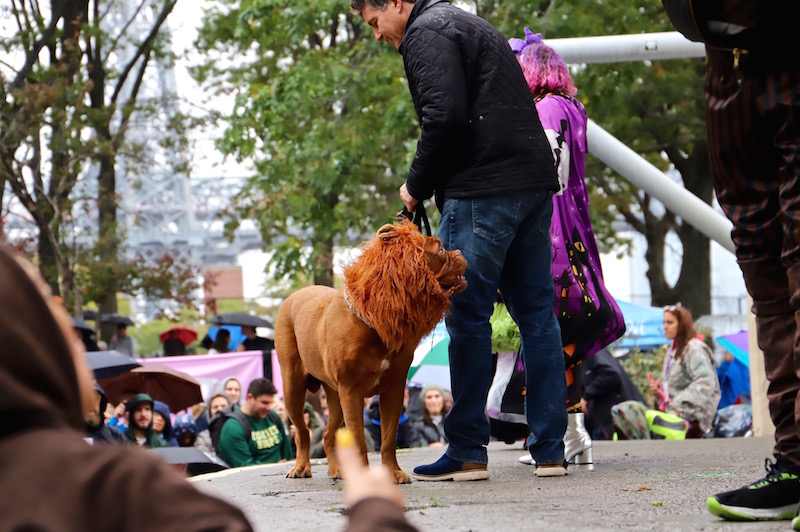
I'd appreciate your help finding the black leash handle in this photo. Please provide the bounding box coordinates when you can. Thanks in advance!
[398,203,432,236]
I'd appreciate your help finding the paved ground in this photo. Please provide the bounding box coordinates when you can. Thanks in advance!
[191,436,791,531]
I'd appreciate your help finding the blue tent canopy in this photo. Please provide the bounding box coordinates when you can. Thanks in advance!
[615,300,668,351]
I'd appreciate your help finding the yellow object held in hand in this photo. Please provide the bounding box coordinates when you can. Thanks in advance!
[336,427,355,448]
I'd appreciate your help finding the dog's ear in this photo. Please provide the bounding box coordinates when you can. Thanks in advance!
[377,224,398,241]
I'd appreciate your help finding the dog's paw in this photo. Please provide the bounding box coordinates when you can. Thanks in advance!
[286,464,312,479]
[328,464,342,480]
[392,469,412,484]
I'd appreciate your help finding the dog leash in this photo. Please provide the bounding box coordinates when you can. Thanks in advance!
[398,203,432,236]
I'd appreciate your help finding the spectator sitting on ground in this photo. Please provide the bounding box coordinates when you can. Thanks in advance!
[364,395,426,452]
[107,392,135,432]
[271,398,291,438]
[222,377,242,407]
[415,384,449,446]
[216,378,294,467]
[649,305,721,437]
[124,394,170,449]
[0,244,253,531]
[305,389,329,429]
[174,414,198,447]
[195,392,232,455]
[85,382,127,445]
[153,400,177,447]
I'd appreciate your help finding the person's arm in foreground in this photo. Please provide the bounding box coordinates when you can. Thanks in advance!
[338,429,418,532]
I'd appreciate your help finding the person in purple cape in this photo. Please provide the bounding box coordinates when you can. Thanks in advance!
[510,29,625,467]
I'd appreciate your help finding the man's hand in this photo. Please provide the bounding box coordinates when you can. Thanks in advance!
[399,182,419,213]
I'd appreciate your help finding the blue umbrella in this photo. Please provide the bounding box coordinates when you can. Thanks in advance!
[206,325,244,352]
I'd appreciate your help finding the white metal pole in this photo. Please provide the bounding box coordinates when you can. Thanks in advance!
[587,119,735,254]
[546,31,706,64]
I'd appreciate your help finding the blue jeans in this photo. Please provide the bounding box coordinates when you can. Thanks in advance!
[440,191,567,464]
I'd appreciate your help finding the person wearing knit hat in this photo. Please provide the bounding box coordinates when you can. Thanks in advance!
[417,384,449,446]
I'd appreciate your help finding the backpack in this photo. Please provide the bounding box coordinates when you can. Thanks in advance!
[209,406,251,452]
[209,405,283,453]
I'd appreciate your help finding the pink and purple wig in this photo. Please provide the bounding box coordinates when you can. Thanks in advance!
[509,28,576,98]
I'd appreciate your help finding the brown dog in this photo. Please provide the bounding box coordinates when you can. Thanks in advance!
[275,220,467,484]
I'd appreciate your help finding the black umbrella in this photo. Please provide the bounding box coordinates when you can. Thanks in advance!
[71,316,96,333]
[210,312,273,329]
[100,313,135,326]
[149,447,229,477]
[85,350,141,380]
[82,309,99,321]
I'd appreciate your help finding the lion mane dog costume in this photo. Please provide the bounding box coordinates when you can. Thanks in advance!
[275,219,467,484]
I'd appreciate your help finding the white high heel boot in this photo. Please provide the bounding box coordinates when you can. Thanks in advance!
[563,411,593,465]
[519,412,593,465]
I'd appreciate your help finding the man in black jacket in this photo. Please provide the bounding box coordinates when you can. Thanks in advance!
[352,0,567,480]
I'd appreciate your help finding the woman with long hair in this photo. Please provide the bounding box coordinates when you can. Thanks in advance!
[417,385,449,446]
[650,305,721,437]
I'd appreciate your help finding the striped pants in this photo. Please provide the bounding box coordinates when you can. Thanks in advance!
[706,50,800,463]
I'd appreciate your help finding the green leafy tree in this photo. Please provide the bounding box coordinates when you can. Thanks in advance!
[1,0,200,330]
[194,0,417,286]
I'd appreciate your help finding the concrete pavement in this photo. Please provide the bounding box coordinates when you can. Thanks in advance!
[191,436,790,531]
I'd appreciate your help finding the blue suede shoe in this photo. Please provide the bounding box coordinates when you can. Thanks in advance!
[411,454,489,482]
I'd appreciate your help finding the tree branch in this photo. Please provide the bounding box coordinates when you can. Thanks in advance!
[11,0,65,89]
[111,0,177,104]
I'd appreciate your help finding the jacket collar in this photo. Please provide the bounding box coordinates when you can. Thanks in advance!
[399,0,450,55]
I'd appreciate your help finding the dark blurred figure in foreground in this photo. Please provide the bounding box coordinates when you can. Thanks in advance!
[0,244,253,531]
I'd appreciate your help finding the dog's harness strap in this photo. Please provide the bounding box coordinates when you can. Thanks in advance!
[342,287,374,329]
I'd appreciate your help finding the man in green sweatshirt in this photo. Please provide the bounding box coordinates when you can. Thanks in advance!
[217,378,294,467]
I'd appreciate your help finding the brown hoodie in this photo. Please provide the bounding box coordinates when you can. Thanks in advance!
[0,244,253,531]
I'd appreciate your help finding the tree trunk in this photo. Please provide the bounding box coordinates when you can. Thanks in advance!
[312,192,338,287]
[97,153,118,341]
[674,223,711,317]
[314,234,335,287]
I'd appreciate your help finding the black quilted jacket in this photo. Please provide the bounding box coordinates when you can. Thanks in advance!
[399,0,557,208]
